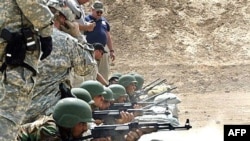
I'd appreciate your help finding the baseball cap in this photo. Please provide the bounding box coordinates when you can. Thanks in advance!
[92,43,107,53]
[92,0,104,12]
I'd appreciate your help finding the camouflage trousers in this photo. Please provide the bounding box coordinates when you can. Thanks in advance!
[0,66,35,140]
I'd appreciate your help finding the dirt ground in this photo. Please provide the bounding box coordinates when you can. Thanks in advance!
[87,0,250,140]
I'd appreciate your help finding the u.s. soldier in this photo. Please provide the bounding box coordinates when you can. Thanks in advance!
[0,0,53,140]
[23,0,95,124]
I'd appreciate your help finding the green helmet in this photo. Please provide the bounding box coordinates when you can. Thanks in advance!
[103,87,114,101]
[130,73,144,90]
[46,0,76,21]
[71,88,94,104]
[53,98,93,128]
[108,84,127,100]
[118,74,137,88]
[79,80,106,98]
[108,73,122,84]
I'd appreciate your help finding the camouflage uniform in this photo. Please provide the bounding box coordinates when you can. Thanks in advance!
[23,27,95,123]
[17,115,60,141]
[19,116,92,141]
[84,59,98,81]
[18,98,94,141]
[0,0,53,140]
[66,0,91,87]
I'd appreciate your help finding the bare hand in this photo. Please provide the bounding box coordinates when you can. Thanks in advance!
[60,20,81,37]
[116,111,134,124]
[110,51,115,61]
[124,129,143,141]
[86,22,96,31]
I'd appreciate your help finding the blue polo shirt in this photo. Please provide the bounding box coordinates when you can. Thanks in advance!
[85,15,110,46]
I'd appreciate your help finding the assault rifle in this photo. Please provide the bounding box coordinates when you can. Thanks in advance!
[80,119,192,141]
[109,102,155,110]
[93,109,156,121]
[109,97,170,111]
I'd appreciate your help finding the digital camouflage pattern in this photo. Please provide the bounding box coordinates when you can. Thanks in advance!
[23,27,95,123]
[0,0,53,140]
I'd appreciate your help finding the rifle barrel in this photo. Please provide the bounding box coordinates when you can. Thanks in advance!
[144,79,167,93]
[142,78,161,89]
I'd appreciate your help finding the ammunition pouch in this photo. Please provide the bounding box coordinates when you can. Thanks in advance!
[0,28,39,74]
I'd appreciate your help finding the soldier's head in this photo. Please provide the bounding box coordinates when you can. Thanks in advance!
[79,80,106,108]
[53,98,93,138]
[100,87,114,110]
[91,0,104,18]
[109,73,122,85]
[118,74,137,95]
[130,73,144,91]
[46,0,76,27]
[71,88,94,104]
[109,84,128,103]
[93,43,107,61]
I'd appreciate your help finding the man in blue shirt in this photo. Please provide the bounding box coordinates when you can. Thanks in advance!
[85,0,115,81]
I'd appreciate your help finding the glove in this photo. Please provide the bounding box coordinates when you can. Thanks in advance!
[40,36,53,60]
[60,20,81,37]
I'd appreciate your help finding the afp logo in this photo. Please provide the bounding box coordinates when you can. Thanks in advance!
[224,125,250,141]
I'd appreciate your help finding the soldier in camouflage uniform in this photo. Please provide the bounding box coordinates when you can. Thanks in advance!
[108,72,122,85]
[18,98,107,141]
[0,0,53,140]
[79,80,134,125]
[109,84,128,103]
[79,80,107,111]
[23,0,95,124]
[18,98,143,141]
[118,74,138,103]
[100,86,114,110]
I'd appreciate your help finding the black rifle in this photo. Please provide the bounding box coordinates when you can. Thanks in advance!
[80,119,192,141]
[93,109,155,121]
[109,102,155,110]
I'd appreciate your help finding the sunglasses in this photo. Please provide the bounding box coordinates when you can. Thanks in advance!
[96,11,103,14]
